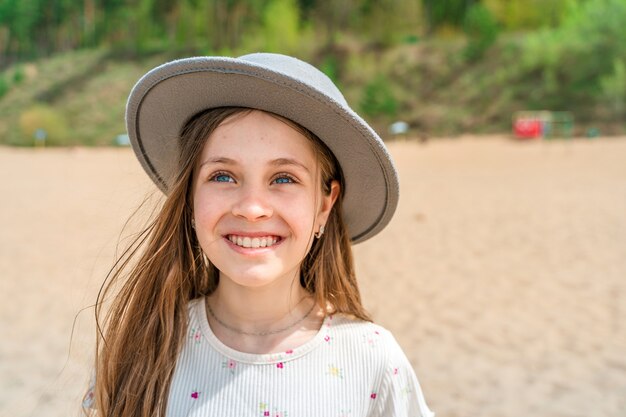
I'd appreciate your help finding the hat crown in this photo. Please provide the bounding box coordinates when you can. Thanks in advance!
[238,53,348,107]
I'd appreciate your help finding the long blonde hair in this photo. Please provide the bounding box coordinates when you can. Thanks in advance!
[91,107,370,417]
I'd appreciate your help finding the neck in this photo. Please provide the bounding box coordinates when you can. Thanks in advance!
[208,271,315,335]
[206,271,325,354]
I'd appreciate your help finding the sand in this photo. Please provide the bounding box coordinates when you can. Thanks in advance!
[1,136,625,417]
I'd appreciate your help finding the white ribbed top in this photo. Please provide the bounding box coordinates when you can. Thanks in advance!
[166,298,434,417]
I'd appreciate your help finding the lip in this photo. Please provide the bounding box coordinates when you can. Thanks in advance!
[223,231,284,238]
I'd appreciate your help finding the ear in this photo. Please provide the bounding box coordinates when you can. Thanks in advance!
[317,180,340,225]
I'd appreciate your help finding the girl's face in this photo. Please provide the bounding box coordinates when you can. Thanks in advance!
[192,110,339,291]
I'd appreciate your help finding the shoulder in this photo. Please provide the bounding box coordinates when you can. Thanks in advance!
[326,315,407,370]
[186,297,205,322]
[329,314,402,350]
[329,315,435,417]
[187,297,204,313]
[188,297,204,309]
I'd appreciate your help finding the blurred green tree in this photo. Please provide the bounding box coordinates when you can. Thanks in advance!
[422,0,478,34]
[360,74,398,118]
[463,3,499,61]
[483,0,576,29]
[522,0,626,109]
[262,0,301,53]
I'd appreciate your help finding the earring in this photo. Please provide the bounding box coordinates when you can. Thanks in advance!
[314,224,325,239]
[191,219,196,229]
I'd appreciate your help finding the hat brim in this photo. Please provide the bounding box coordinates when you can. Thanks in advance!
[126,55,399,244]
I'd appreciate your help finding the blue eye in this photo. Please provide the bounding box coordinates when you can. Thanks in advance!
[273,174,296,184]
[211,173,235,183]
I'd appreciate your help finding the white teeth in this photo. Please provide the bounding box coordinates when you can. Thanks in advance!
[228,235,279,248]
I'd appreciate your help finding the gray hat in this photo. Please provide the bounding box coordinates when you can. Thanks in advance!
[126,53,399,244]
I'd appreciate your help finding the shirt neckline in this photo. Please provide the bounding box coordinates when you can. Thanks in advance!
[193,297,332,365]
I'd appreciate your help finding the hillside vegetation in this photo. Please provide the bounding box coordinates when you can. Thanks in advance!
[1,0,625,145]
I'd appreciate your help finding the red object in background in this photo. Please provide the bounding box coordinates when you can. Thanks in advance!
[514,118,543,139]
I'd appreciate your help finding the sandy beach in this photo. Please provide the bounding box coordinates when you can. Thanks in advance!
[1,136,625,417]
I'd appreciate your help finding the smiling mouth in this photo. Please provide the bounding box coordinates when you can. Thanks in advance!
[227,235,282,248]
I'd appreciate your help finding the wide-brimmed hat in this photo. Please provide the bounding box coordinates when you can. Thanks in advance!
[126,53,399,244]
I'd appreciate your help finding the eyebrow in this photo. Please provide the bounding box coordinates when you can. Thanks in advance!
[199,157,237,167]
[270,157,311,174]
[199,156,311,174]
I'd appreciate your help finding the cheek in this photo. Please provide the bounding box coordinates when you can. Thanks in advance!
[193,190,221,226]
[280,194,319,232]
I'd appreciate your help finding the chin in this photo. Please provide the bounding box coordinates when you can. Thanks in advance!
[221,267,295,289]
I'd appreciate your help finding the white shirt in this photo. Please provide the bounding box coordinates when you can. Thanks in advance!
[166,298,434,417]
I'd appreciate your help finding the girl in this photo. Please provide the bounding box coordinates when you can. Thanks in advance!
[88,53,434,417]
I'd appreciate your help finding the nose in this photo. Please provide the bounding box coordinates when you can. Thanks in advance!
[231,184,273,221]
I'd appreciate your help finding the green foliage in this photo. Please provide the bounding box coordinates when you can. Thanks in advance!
[355,0,421,47]
[522,0,626,107]
[483,0,575,29]
[0,74,8,98]
[422,0,476,33]
[600,59,626,117]
[359,74,398,118]
[320,55,339,85]
[12,66,25,84]
[2,0,626,143]
[0,0,421,60]
[463,4,499,61]
[403,34,420,45]
[0,0,602,64]
[262,0,301,53]
[18,104,70,146]
[7,0,39,54]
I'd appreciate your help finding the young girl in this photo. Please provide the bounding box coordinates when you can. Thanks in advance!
[88,53,434,417]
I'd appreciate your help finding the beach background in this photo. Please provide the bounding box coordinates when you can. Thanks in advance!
[2,1,626,416]
[1,136,625,417]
